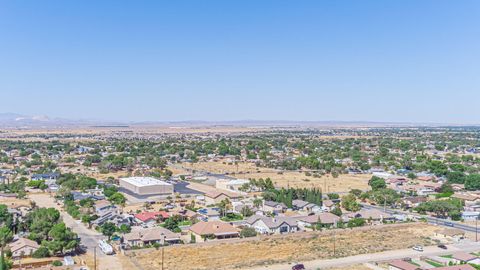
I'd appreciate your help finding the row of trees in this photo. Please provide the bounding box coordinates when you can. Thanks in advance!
[262,187,322,208]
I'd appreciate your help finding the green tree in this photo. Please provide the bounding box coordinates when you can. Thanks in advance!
[32,246,50,258]
[100,222,117,240]
[368,176,386,191]
[465,174,480,190]
[330,206,342,217]
[347,218,366,228]
[108,193,126,206]
[0,205,13,229]
[45,223,79,255]
[240,227,257,238]
[341,194,361,212]
[118,224,131,234]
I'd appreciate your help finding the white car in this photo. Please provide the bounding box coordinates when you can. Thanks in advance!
[412,245,424,252]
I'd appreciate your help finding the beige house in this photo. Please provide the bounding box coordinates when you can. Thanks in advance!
[124,227,181,247]
[8,238,40,258]
[189,221,239,242]
[204,191,242,205]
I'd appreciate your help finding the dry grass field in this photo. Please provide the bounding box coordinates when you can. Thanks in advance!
[175,161,371,192]
[0,197,32,208]
[130,223,437,270]
[329,265,371,270]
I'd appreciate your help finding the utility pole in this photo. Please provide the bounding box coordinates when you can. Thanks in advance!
[161,247,165,270]
[333,230,336,257]
[476,217,478,242]
[94,247,97,270]
[383,194,387,213]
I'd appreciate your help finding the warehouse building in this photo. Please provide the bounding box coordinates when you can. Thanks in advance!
[119,177,173,196]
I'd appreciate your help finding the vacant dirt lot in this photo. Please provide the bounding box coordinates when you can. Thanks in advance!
[329,265,371,270]
[175,161,371,192]
[130,223,437,270]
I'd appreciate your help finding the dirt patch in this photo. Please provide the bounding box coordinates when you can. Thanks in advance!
[175,161,370,192]
[131,223,437,270]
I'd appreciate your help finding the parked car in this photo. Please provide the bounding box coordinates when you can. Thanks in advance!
[292,264,306,270]
[437,244,448,250]
[412,245,424,252]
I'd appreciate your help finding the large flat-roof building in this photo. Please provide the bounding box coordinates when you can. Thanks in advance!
[119,177,173,196]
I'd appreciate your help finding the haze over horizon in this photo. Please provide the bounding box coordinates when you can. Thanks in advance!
[1,1,479,124]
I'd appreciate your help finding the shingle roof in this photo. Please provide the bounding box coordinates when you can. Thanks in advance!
[8,238,40,252]
[189,221,238,236]
[298,213,340,224]
[245,215,297,229]
[452,252,478,262]
[124,227,180,242]
[388,260,420,270]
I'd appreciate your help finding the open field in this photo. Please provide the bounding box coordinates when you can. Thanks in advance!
[175,161,371,192]
[329,265,371,270]
[130,223,438,270]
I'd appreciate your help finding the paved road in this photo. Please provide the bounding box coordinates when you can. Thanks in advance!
[245,241,480,270]
[29,193,127,270]
[361,203,479,233]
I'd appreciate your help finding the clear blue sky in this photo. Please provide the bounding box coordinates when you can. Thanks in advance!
[1,1,479,123]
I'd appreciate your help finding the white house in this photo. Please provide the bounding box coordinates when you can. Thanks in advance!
[245,215,298,234]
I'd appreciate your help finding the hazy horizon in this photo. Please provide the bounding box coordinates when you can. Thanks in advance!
[1,1,479,123]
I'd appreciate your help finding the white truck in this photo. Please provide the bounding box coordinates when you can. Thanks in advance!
[98,239,114,255]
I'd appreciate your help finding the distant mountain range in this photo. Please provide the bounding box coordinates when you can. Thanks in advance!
[0,113,97,128]
[0,112,475,128]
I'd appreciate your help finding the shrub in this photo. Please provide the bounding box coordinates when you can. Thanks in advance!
[32,246,50,258]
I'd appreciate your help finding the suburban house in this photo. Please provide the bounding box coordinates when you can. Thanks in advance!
[197,208,221,221]
[203,191,243,205]
[432,265,475,270]
[72,191,105,202]
[31,173,60,181]
[415,185,438,196]
[8,238,40,258]
[134,211,170,226]
[172,209,200,221]
[292,200,321,213]
[451,193,480,206]
[263,201,287,214]
[215,178,250,193]
[297,213,341,230]
[388,259,421,270]
[244,215,298,234]
[349,209,394,224]
[451,184,465,191]
[321,200,336,212]
[450,252,480,265]
[188,221,239,242]
[124,227,181,247]
[93,200,119,225]
[402,196,428,209]
[461,211,479,221]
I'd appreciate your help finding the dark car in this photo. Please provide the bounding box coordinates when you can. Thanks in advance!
[438,244,448,249]
[292,264,306,270]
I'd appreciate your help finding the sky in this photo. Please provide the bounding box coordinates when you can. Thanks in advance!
[0,1,479,124]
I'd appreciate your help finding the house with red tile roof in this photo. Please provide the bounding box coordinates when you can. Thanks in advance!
[134,211,170,226]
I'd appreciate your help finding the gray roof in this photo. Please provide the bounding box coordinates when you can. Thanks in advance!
[245,215,297,229]
[292,200,310,208]
[264,201,287,208]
